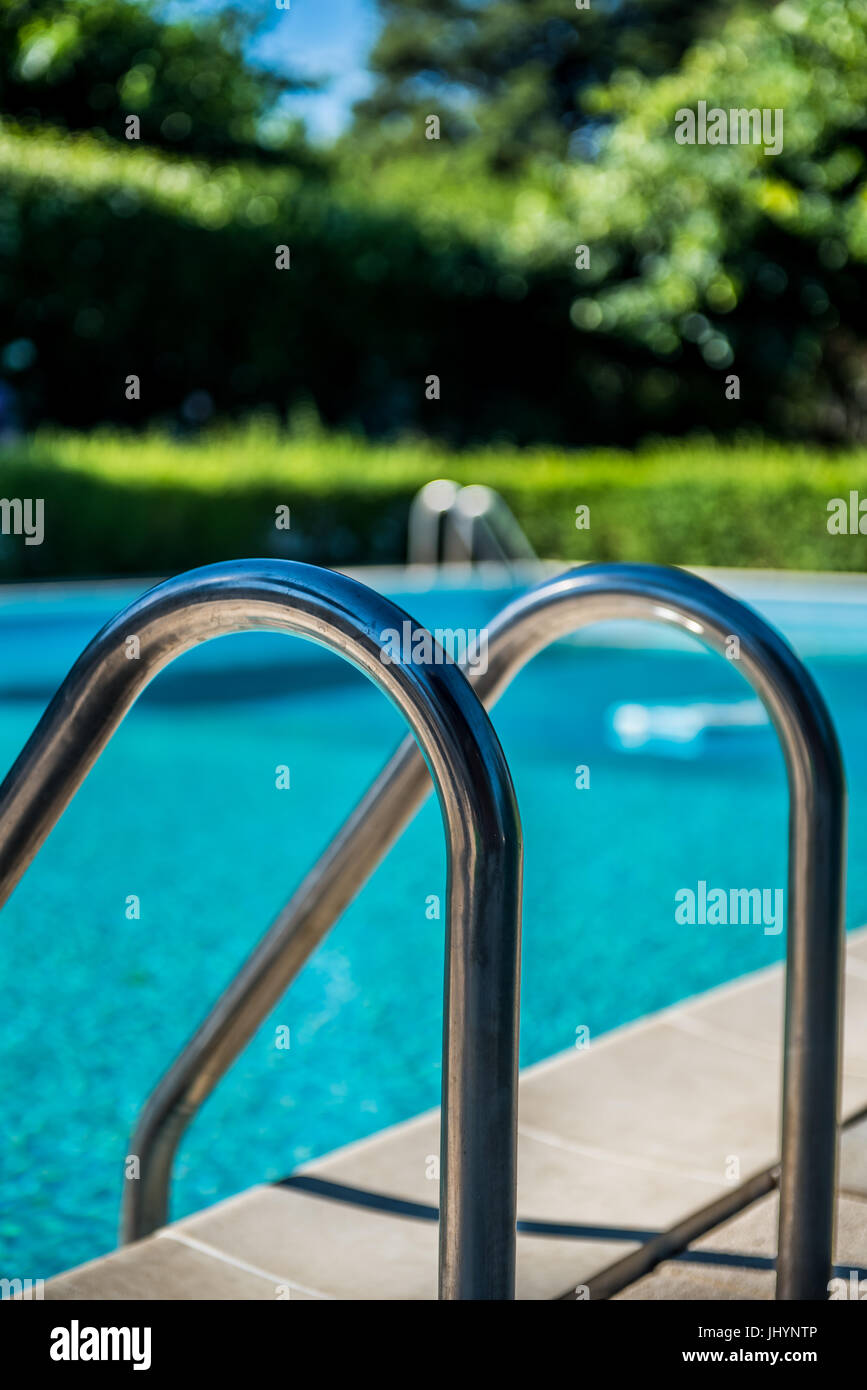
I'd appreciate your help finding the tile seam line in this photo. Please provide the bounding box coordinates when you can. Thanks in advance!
[568,1170,781,1302]
[298,929,867,1176]
[519,939,866,1088]
[666,1011,781,1062]
[575,1109,867,1301]
[516,1123,731,1186]
[156,1229,334,1300]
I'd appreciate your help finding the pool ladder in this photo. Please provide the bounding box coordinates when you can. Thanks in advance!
[408,480,538,572]
[0,559,846,1300]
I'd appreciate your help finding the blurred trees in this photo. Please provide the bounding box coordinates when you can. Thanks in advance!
[560,0,867,439]
[0,0,866,444]
[354,0,729,169]
[0,0,315,164]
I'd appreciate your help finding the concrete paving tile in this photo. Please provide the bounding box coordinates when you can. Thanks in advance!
[302,1112,728,1231]
[848,930,867,964]
[43,1231,298,1301]
[674,953,867,1080]
[677,969,784,1059]
[842,1072,867,1116]
[693,1191,867,1269]
[613,1262,774,1301]
[842,968,867,1069]
[840,1114,867,1198]
[298,1109,441,1203]
[516,1233,637,1300]
[43,935,867,1301]
[517,1021,782,1181]
[175,1184,439,1301]
[173,1181,636,1299]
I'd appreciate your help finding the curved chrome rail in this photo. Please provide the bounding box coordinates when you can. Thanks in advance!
[128,562,845,1301]
[0,559,523,1302]
[407,479,537,570]
[445,485,538,567]
[407,478,460,565]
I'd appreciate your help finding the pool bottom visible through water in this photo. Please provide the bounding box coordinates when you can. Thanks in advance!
[0,572,865,1278]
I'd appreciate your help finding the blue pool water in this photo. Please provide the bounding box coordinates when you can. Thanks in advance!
[1,566,866,1278]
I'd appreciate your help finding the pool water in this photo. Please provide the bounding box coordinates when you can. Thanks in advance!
[1,567,866,1278]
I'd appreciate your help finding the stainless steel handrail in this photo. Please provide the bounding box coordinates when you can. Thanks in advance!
[444,485,538,567]
[407,479,460,565]
[407,479,537,570]
[0,559,523,1302]
[128,561,845,1301]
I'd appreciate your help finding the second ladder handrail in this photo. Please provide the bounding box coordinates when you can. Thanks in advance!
[0,559,523,1301]
[125,561,845,1301]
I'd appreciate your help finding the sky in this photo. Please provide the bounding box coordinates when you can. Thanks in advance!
[166,0,382,141]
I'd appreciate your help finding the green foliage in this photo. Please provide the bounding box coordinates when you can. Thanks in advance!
[350,0,867,440]
[0,121,628,444]
[0,0,314,162]
[560,0,867,434]
[355,0,725,170]
[1,0,866,444]
[2,424,865,580]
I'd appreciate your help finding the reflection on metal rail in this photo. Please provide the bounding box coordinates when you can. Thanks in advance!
[408,479,538,570]
[129,562,845,1301]
[0,560,523,1302]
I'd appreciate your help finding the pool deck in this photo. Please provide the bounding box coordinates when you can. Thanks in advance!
[43,926,867,1301]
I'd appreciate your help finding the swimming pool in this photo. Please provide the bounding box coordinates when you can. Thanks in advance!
[1,564,866,1278]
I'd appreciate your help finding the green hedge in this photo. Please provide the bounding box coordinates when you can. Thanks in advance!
[2,425,867,580]
[4,117,848,449]
[0,122,606,447]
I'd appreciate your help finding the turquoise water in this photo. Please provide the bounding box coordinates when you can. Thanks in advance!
[1,569,866,1278]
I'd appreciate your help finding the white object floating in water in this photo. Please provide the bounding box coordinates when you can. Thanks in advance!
[608,698,768,753]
